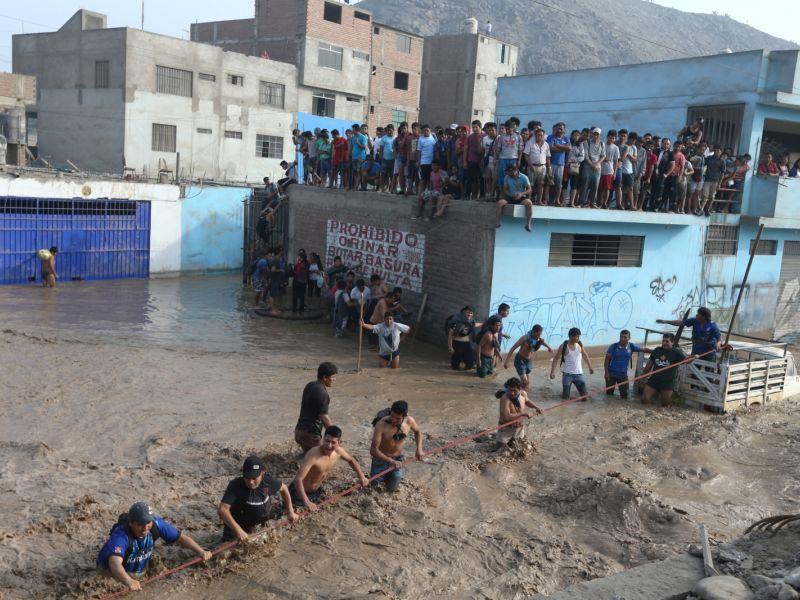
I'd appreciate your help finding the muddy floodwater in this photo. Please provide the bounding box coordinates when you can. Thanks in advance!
[1,275,798,599]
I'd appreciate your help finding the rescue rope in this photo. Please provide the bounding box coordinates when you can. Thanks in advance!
[100,348,715,599]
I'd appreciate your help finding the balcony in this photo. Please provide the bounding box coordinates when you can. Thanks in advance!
[745,175,800,227]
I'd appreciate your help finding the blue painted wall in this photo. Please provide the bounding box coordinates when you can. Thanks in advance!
[181,186,249,271]
[489,216,793,348]
[296,112,355,181]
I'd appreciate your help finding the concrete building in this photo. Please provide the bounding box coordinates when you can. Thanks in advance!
[368,23,423,131]
[0,72,36,166]
[192,0,373,123]
[12,10,297,182]
[419,20,517,127]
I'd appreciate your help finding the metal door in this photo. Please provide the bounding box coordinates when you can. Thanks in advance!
[0,197,151,284]
[774,241,800,340]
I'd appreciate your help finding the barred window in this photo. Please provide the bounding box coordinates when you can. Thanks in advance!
[199,72,216,82]
[705,225,738,255]
[396,34,412,53]
[156,65,192,97]
[353,50,369,61]
[94,60,109,89]
[256,135,283,159]
[227,74,244,86]
[152,123,177,153]
[196,127,212,134]
[750,239,777,255]
[687,104,744,154]
[318,42,343,70]
[549,234,643,267]
[785,241,800,256]
[224,130,242,140]
[259,81,285,108]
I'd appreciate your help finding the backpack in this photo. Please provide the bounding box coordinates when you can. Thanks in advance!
[559,340,583,364]
[371,408,391,427]
[525,331,544,351]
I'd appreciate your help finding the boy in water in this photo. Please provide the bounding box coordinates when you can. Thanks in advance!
[549,327,595,399]
[369,400,424,491]
[496,377,542,449]
[503,324,553,389]
[360,313,410,368]
[290,426,369,512]
[41,246,58,287]
[476,317,503,378]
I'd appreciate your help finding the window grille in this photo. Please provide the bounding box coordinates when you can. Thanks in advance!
[750,239,777,255]
[151,123,177,152]
[256,135,284,159]
[353,50,369,61]
[199,73,216,81]
[94,61,109,88]
[227,74,244,86]
[549,234,643,267]
[704,225,739,255]
[196,127,212,134]
[686,104,744,154]
[224,130,243,140]
[259,81,285,108]
[156,65,192,97]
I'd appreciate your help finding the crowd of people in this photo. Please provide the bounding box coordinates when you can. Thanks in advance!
[95,303,726,592]
[275,117,798,227]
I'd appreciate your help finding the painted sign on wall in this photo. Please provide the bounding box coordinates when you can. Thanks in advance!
[326,220,425,292]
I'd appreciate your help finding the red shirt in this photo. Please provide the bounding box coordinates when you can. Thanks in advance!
[466,133,484,163]
[670,151,686,177]
[332,137,349,165]
[758,162,779,175]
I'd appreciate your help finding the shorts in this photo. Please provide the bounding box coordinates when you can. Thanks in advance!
[503,193,529,205]
[406,160,418,179]
[514,354,532,377]
[337,161,350,175]
[394,156,406,175]
[614,170,622,187]
[621,173,634,189]
[370,454,405,491]
[477,354,495,378]
[529,164,547,185]
[568,172,581,191]
[458,166,468,182]
[646,380,674,392]
[351,158,364,171]
[551,164,564,186]
[379,350,400,363]
[382,159,394,175]
[253,277,265,293]
[421,190,440,203]
[600,174,614,190]
[288,482,325,507]
[497,423,526,446]
[419,164,432,183]
[483,157,496,178]
[689,179,704,193]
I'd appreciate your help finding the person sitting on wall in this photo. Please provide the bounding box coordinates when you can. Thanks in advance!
[360,156,382,191]
[278,160,298,194]
[495,164,533,232]
[415,160,452,220]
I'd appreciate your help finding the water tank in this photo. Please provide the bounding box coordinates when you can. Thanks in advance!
[0,109,25,144]
[463,17,478,34]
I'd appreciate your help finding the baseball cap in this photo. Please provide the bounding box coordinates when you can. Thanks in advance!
[242,455,265,478]
[591,127,601,134]
[128,501,154,524]
[449,123,458,130]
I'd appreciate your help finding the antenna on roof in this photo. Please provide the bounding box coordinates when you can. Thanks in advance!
[141,1,144,30]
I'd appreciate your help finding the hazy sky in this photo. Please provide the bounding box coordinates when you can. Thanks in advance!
[0,0,797,70]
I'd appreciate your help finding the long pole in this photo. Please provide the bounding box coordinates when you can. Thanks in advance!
[720,223,764,364]
[357,294,365,372]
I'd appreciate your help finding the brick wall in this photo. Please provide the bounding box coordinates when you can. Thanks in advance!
[191,19,255,45]
[0,73,36,104]
[285,186,496,344]
[304,0,372,53]
[255,0,304,40]
[368,25,422,130]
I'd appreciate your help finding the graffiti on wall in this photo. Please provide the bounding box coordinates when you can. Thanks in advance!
[649,275,677,302]
[672,282,777,331]
[495,281,635,346]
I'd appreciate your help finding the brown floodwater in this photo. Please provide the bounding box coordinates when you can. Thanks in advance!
[0,275,798,599]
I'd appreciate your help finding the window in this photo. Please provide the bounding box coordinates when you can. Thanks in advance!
[151,123,177,153]
[354,10,370,21]
[198,72,216,82]
[548,234,644,267]
[369,105,375,114]
[224,130,242,140]
[687,104,744,154]
[94,60,109,89]
[497,43,509,64]
[259,81,285,108]
[353,50,369,61]
[196,127,212,134]
[394,71,409,90]
[346,96,360,102]
[256,134,284,159]
[312,92,336,117]
[786,241,800,256]
[156,65,193,97]
[750,239,778,255]
[374,26,380,35]
[396,34,412,53]
[476,73,486,80]
[473,109,484,116]
[318,42,343,70]
[323,2,342,23]
[391,109,406,127]
[704,225,739,255]
[227,74,244,86]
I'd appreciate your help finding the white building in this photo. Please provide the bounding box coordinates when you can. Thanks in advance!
[12,10,298,183]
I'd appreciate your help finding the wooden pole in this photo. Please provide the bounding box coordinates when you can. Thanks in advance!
[357,293,365,372]
[410,293,428,342]
[719,223,764,365]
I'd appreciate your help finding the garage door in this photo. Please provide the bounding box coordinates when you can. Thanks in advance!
[774,241,800,340]
[0,197,151,284]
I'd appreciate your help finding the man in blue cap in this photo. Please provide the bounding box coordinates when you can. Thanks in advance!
[218,455,298,542]
[96,501,211,592]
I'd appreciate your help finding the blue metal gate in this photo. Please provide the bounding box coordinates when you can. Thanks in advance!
[0,197,151,284]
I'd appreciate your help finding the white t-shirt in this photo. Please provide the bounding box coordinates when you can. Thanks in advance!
[602,143,620,175]
[562,342,583,374]
[524,139,551,166]
[619,144,637,175]
[350,287,372,305]
[374,322,410,355]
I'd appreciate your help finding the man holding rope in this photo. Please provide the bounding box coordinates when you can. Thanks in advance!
[641,333,694,406]
[496,377,542,449]
[369,401,423,491]
[657,307,721,359]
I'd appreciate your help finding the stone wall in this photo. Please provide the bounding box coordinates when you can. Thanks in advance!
[286,185,497,345]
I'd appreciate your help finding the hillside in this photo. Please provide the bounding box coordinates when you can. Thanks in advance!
[357,0,796,75]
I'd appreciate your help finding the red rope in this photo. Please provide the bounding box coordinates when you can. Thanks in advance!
[100,348,714,599]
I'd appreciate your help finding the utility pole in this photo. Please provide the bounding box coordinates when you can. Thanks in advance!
[141,1,144,30]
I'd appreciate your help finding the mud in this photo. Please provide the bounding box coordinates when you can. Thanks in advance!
[0,275,798,599]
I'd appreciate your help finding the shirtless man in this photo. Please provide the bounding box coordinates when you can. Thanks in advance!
[290,426,369,512]
[369,401,423,492]
[41,246,58,288]
[477,316,503,378]
[503,324,553,389]
[496,377,541,449]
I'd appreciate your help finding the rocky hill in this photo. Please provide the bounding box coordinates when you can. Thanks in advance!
[357,0,796,75]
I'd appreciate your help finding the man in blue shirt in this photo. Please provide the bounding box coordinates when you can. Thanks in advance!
[546,122,570,205]
[496,164,533,232]
[97,502,211,592]
[350,124,369,191]
[415,124,437,194]
[604,329,652,399]
[657,307,722,359]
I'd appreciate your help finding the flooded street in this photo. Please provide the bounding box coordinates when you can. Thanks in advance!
[1,275,799,599]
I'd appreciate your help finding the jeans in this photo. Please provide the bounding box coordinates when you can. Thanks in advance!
[660,176,677,211]
[605,374,630,398]
[451,340,475,370]
[562,372,587,398]
[370,455,404,491]
[579,164,600,206]
[292,281,307,312]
